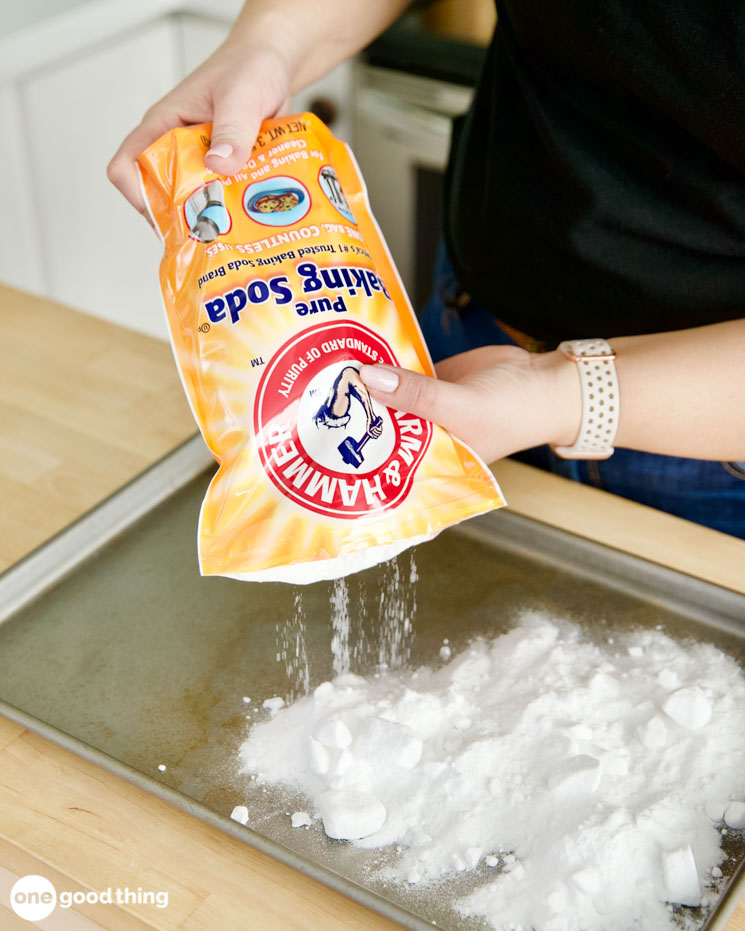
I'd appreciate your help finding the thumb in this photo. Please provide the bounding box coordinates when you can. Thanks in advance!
[359,364,470,437]
[205,89,263,176]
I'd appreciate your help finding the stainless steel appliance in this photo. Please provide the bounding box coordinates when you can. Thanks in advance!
[353,65,473,310]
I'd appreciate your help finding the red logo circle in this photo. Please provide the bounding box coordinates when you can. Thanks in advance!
[254,321,432,518]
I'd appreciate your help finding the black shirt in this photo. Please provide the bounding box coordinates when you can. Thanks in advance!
[444,0,745,346]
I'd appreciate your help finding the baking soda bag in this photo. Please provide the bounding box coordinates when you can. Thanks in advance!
[137,113,505,582]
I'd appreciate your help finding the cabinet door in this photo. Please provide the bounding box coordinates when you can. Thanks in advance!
[21,19,179,339]
[178,14,230,75]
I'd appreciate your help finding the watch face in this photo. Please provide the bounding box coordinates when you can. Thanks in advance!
[559,339,616,362]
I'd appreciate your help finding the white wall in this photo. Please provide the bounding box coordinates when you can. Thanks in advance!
[0,0,92,38]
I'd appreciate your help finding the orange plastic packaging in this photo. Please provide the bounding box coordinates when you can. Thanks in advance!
[137,113,505,582]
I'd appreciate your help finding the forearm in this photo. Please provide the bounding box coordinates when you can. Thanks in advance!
[226,0,412,93]
[545,318,745,460]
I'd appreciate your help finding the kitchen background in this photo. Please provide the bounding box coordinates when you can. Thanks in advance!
[4,9,745,930]
[0,0,494,338]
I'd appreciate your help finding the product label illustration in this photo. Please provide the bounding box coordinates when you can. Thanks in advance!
[185,180,231,242]
[242,175,311,227]
[255,321,432,518]
[318,165,355,223]
[312,365,385,469]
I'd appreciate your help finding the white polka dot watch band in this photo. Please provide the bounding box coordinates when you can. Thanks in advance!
[552,338,619,460]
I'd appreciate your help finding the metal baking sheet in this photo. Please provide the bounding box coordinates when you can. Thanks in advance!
[1,437,743,930]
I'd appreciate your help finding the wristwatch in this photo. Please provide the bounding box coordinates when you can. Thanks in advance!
[552,338,619,460]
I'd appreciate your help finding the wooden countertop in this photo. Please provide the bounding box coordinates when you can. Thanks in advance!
[1,283,744,930]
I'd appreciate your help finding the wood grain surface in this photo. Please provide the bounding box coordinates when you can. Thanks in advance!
[1,284,743,930]
[0,285,195,573]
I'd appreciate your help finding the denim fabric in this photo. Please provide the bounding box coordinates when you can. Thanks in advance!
[419,243,745,540]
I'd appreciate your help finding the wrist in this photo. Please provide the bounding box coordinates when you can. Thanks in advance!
[226,7,303,79]
[529,350,583,448]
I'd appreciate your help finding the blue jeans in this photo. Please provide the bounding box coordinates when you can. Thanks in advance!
[419,244,745,540]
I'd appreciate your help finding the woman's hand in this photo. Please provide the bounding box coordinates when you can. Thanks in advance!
[360,346,582,465]
[107,42,291,218]
[107,0,410,219]
[362,318,745,463]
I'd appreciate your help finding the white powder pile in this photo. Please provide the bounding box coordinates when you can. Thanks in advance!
[240,615,745,931]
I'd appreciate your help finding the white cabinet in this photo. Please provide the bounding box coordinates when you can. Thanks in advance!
[20,18,180,338]
[178,13,229,73]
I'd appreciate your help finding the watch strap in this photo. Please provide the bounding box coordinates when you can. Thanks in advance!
[552,338,619,460]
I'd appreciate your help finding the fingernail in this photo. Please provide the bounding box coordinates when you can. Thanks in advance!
[360,364,399,393]
[206,143,233,159]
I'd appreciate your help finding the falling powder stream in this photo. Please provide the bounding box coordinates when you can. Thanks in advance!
[330,578,351,677]
[275,592,311,701]
[377,552,417,669]
[329,552,417,676]
[275,552,419,697]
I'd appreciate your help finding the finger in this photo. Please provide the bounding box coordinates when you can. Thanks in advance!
[107,112,175,218]
[205,86,263,176]
[359,364,473,437]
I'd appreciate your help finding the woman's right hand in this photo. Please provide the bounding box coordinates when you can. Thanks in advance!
[108,0,411,219]
[107,40,291,219]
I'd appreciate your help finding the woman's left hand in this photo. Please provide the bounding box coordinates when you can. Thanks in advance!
[360,345,581,464]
